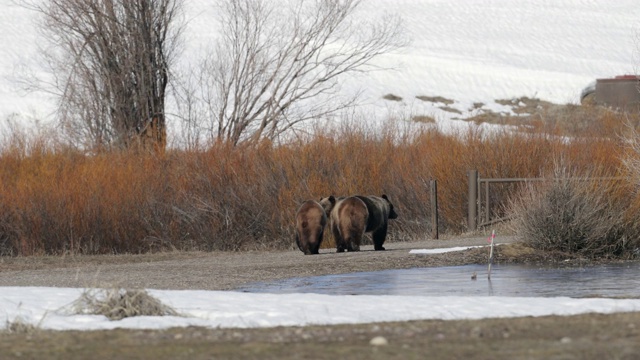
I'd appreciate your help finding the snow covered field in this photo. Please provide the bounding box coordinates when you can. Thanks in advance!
[1,0,640,331]
[1,0,639,128]
[4,286,640,331]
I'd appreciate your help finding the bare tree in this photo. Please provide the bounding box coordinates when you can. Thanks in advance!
[32,0,184,152]
[192,0,406,146]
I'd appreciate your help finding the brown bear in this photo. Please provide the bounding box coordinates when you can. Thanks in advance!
[319,196,368,252]
[295,200,328,255]
[354,195,398,251]
[321,194,399,251]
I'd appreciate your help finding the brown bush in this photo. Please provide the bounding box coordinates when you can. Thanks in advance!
[0,111,629,255]
[506,166,640,259]
[71,288,179,321]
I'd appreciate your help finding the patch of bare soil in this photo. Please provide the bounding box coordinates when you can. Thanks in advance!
[416,95,455,105]
[2,236,639,359]
[463,96,636,137]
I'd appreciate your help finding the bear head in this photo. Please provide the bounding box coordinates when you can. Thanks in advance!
[318,195,337,217]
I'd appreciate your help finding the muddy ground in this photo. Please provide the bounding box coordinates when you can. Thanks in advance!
[1,235,640,359]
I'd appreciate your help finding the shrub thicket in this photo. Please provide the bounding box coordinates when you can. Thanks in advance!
[0,113,631,255]
[507,166,640,259]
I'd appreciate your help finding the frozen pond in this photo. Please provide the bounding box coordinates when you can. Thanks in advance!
[239,263,640,298]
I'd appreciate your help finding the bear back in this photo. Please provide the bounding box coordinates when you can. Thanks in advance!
[354,195,398,232]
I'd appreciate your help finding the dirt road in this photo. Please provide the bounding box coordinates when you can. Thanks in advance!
[0,236,507,290]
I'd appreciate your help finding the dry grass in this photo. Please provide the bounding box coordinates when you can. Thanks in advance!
[4,317,38,334]
[506,165,640,259]
[416,95,454,105]
[439,106,462,114]
[0,105,633,255]
[466,97,640,139]
[495,97,555,114]
[71,288,179,321]
[411,115,436,123]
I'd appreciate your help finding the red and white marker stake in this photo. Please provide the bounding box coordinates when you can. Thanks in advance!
[488,230,495,280]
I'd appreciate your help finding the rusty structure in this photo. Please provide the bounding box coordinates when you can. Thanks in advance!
[584,75,640,112]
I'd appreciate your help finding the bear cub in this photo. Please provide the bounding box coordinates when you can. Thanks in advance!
[295,200,328,255]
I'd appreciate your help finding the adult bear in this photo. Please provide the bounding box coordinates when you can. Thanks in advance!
[354,195,398,251]
[294,200,327,255]
[319,196,368,252]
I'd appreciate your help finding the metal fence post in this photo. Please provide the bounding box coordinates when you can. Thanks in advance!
[468,170,478,231]
[430,179,439,240]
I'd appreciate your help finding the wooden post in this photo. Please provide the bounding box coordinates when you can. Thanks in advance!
[488,230,495,279]
[468,170,478,231]
[430,179,439,240]
[485,180,490,225]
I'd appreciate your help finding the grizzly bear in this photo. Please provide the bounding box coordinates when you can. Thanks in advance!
[354,194,398,251]
[319,196,368,252]
[295,200,328,255]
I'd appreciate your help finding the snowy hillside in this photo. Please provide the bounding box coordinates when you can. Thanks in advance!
[1,0,639,131]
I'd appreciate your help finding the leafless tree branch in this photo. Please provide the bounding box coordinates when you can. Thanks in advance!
[189,0,407,146]
[30,0,184,152]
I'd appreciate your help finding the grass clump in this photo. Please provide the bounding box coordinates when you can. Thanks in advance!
[507,166,640,259]
[4,317,38,334]
[72,288,179,321]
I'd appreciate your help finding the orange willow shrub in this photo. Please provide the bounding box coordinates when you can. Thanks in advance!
[0,148,171,255]
[0,119,627,255]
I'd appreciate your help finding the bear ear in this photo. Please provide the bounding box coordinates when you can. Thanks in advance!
[382,194,389,200]
[329,195,336,204]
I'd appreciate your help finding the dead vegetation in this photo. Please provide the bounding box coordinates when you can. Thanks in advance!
[4,317,38,335]
[0,100,636,256]
[416,95,454,105]
[71,288,179,321]
[507,168,639,259]
[438,106,462,114]
[464,96,640,137]
[411,115,436,123]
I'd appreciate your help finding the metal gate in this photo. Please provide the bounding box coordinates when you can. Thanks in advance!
[466,170,625,231]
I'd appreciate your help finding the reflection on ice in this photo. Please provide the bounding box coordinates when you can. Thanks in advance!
[240,263,640,298]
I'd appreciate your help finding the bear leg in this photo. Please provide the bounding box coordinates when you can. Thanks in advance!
[296,232,310,254]
[309,230,323,255]
[332,225,347,253]
[343,232,361,252]
[295,233,302,251]
[372,224,388,251]
[346,242,360,252]
[309,231,323,255]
